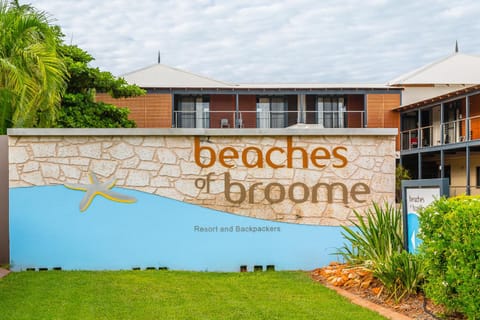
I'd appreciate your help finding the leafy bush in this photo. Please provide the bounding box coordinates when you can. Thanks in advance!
[338,202,403,266]
[419,196,480,319]
[374,251,424,303]
[338,202,424,301]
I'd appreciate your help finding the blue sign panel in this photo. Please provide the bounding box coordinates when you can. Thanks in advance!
[10,185,345,271]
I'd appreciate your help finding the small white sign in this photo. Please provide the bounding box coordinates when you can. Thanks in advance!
[405,187,440,252]
[406,188,440,214]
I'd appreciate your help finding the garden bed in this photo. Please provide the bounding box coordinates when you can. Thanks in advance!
[311,263,465,320]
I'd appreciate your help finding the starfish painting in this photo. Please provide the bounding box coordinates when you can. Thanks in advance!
[64,171,137,212]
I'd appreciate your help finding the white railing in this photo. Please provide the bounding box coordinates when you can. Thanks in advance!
[400,125,433,150]
[173,110,365,129]
[442,118,467,144]
[400,115,480,150]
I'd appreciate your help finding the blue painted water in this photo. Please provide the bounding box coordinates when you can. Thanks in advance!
[10,186,345,271]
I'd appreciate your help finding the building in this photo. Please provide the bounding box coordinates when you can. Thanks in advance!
[96,64,401,133]
[391,53,480,196]
[97,50,480,197]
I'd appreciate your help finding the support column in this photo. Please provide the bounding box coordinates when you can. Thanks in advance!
[440,149,445,178]
[171,93,176,128]
[440,102,444,144]
[417,110,422,146]
[466,95,470,140]
[297,94,306,124]
[418,152,422,179]
[235,94,240,128]
[363,94,368,128]
[466,145,471,195]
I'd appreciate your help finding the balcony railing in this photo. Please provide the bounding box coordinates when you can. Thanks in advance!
[172,110,365,129]
[400,115,480,150]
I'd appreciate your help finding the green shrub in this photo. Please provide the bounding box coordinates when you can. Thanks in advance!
[374,251,424,303]
[338,202,403,266]
[419,196,480,319]
[338,202,424,302]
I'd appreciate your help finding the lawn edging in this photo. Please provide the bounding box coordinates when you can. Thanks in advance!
[321,281,413,320]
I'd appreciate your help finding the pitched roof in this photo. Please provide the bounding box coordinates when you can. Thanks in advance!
[122,63,396,91]
[393,84,480,112]
[122,64,235,88]
[388,53,480,86]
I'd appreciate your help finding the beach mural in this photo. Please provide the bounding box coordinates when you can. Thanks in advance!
[9,129,396,271]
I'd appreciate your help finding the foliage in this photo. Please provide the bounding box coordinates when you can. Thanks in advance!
[374,251,424,303]
[57,95,135,128]
[338,202,424,302]
[0,0,67,133]
[338,202,403,266]
[395,164,411,203]
[419,196,480,319]
[0,271,387,320]
[56,44,144,128]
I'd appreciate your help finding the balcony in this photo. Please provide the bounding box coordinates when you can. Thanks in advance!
[172,110,365,129]
[400,115,478,150]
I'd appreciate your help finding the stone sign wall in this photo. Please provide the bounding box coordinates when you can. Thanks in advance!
[9,130,396,226]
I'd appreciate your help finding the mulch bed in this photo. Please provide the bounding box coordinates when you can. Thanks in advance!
[311,263,465,320]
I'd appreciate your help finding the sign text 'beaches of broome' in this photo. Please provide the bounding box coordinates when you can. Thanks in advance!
[193,137,370,206]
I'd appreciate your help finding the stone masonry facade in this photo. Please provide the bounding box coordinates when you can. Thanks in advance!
[9,134,396,226]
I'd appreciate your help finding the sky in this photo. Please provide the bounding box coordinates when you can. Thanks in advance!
[25,0,480,84]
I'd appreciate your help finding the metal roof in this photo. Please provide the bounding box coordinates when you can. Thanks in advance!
[388,53,480,86]
[122,63,397,91]
[393,84,480,112]
[122,64,235,88]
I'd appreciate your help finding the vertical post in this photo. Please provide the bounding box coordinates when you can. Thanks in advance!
[235,93,239,128]
[440,149,445,178]
[440,102,444,144]
[171,92,175,128]
[466,95,470,140]
[466,145,471,195]
[363,94,368,128]
[297,94,305,124]
[466,95,471,195]
[417,110,422,146]
[0,135,9,265]
[418,152,422,179]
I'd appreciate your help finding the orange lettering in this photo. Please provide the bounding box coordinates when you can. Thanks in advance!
[332,146,348,168]
[194,137,215,168]
[287,136,308,168]
[310,147,330,168]
[265,147,285,168]
[219,147,238,168]
[242,146,263,168]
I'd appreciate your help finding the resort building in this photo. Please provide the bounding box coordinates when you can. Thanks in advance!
[96,64,401,132]
[391,53,480,196]
[97,51,480,196]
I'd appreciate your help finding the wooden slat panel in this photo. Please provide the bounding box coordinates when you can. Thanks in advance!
[95,93,172,128]
[367,93,401,150]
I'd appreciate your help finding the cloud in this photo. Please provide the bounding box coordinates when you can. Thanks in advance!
[27,0,480,84]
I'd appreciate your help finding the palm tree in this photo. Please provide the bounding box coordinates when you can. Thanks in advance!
[0,0,67,133]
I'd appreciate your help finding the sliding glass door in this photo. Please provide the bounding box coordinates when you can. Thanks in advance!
[176,96,210,128]
[256,97,286,128]
[317,96,346,128]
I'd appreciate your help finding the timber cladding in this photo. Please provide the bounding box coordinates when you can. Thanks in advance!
[96,93,173,128]
[367,93,401,149]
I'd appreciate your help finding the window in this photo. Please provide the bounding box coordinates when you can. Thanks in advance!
[317,96,346,128]
[256,97,287,128]
[176,96,210,128]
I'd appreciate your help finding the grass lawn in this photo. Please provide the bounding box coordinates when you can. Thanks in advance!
[0,270,386,320]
